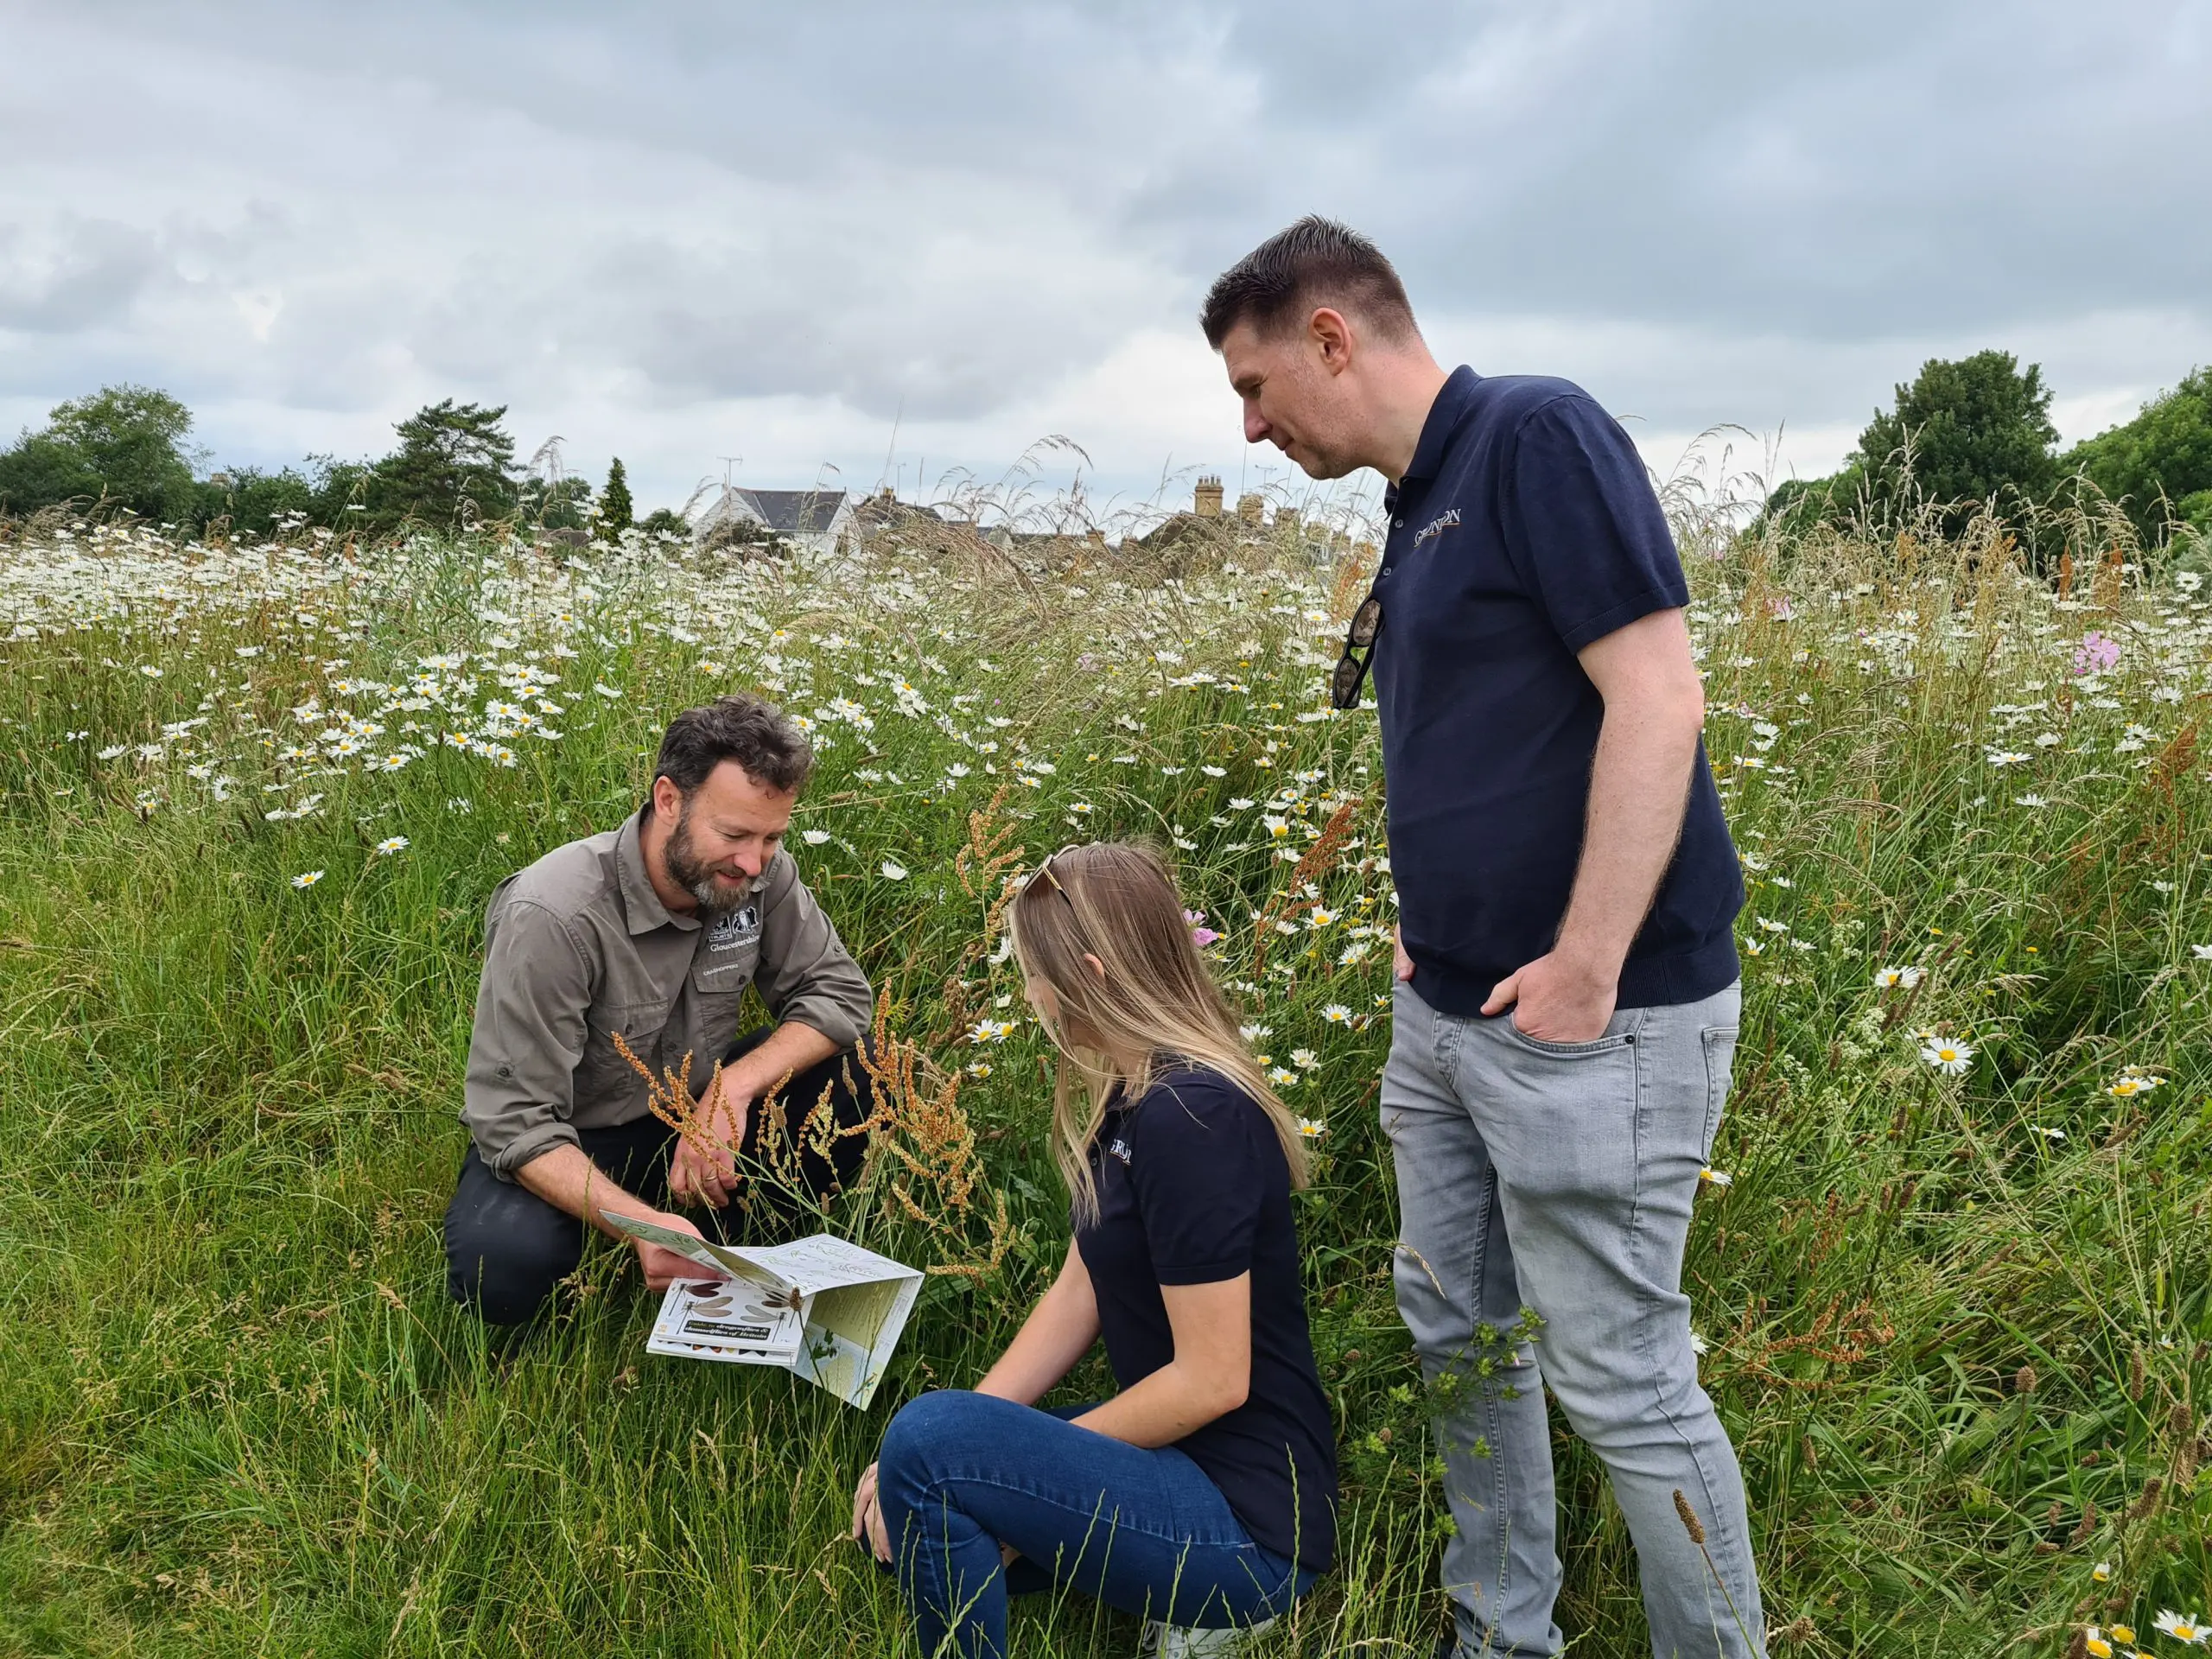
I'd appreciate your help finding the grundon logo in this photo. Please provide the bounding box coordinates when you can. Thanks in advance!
[708,903,761,951]
[1413,507,1461,547]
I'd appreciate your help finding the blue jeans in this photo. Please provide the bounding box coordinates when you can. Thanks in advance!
[1382,978,1765,1658]
[874,1389,1315,1658]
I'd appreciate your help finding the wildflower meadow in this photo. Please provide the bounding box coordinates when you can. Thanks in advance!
[1,493,2208,1657]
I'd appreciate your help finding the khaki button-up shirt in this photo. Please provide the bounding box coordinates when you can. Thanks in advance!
[461,808,874,1179]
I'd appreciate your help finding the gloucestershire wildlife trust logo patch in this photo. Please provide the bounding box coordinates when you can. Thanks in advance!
[708,903,761,951]
[1414,507,1461,547]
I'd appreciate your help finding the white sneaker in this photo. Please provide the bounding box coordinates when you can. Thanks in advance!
[1139,1616,1276,1656]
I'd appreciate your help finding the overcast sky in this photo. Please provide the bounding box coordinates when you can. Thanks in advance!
[3,0,2208,524]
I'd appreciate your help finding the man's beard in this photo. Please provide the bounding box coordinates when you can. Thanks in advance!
[664,804,749,918]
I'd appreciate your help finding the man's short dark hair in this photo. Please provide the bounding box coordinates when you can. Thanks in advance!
[1200,216,1419,350]
[654,694,814,798]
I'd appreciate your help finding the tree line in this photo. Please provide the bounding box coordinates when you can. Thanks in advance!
[0,389,677,540]
[1765,350,2212,549]
[5,359,2209,551]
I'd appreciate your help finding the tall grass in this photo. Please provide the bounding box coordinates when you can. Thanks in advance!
[0,501,2206,1657]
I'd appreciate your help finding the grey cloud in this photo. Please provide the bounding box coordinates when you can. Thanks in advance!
[0,217,163,332]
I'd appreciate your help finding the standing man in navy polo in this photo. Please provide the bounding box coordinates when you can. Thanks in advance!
[1202,218,1762,1658]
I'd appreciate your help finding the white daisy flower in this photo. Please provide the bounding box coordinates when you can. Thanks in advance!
[290,870,325,889]
[880,860,908,880]
[1921,1039,1974,1075]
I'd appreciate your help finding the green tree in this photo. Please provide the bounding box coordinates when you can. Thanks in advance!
[0,384,200,524]
[1854,350,2059,535]
[195,467,318,537]
[372,399,518,529]
[600,457,634,537]
[2062,367,2212,543]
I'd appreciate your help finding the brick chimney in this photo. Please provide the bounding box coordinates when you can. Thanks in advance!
[1236,493,1264,524]
[1193,476,1224,518]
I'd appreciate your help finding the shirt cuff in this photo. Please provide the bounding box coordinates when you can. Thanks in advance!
[774,988,870,1051]
[483,1119,581,1183]
[1154,1256,1252,1287]
[1556,582,1688,653]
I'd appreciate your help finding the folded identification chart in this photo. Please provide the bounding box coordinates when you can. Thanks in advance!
[604,1213,924,1408]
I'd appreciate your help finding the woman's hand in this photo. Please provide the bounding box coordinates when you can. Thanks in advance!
[851,1462,890,1563]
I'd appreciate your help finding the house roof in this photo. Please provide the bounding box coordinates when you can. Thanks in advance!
[729,488,849,535]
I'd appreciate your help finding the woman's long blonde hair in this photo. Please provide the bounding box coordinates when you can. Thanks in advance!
[1004,840,1308,1224]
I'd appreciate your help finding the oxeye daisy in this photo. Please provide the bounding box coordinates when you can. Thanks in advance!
[1296,1117,1326,1138]
[1321,1003,1351,1025]
[1268,1066,1299,1087]
[1874,965,1924,989]
[2153,1610,2208,1644]
[880,860,908,880]
[290,869,325,889]
[1920,1038,1974,1075]
[373,836,409,856]
[1699,1166,1733,1189]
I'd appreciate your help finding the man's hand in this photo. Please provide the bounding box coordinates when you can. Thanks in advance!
[632,1209,709,1290]
[670,1077,751,1209]
[1393,922,1414,982]
[852,1462,891,1563]
[1483,949,1618,1045]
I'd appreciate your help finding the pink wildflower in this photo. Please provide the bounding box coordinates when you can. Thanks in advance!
[2071,630,2120,676]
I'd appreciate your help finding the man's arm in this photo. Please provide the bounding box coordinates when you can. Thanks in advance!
[516,1142,706,1289]
[1480,607,1707,1041]
[466,898,707,1282]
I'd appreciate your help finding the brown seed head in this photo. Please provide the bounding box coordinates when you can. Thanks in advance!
[1672,1489,1707,1545]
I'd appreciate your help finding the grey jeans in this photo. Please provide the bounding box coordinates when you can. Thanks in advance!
[1382,977,1764,1658]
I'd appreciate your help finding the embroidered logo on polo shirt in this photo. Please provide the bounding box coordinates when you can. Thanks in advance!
[707,903,761,951]
[1414,507,1461,546]
[1105,1137,1132,1165]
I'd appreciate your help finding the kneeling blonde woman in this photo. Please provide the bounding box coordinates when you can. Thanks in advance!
[853,842,1336,1658]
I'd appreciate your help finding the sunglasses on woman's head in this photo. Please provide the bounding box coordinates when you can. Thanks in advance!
[1330,596,1382,709]
[1033,843,1083,914]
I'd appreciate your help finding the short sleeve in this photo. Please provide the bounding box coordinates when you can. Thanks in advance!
[1128,1074,1269,1285]
[1503,396,1689,652]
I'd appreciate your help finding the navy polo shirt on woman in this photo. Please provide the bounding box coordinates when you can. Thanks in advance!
[1370,365,1742,1014]
[1073,1065,1338,1573]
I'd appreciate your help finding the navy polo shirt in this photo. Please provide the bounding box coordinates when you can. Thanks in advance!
[1073,1066,1338,1573]
[1370,365,1742,1014]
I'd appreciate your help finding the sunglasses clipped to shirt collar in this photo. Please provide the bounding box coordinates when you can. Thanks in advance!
[1329,595,1382,709]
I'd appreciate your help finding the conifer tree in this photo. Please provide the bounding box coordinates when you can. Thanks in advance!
[601,456,634,535]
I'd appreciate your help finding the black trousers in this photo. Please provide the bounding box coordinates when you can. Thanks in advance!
[443,1027,876,1325]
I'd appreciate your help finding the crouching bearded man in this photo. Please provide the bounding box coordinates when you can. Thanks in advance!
[443,693,878,1325]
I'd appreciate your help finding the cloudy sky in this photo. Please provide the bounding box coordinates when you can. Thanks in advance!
[3,0,2208,524]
